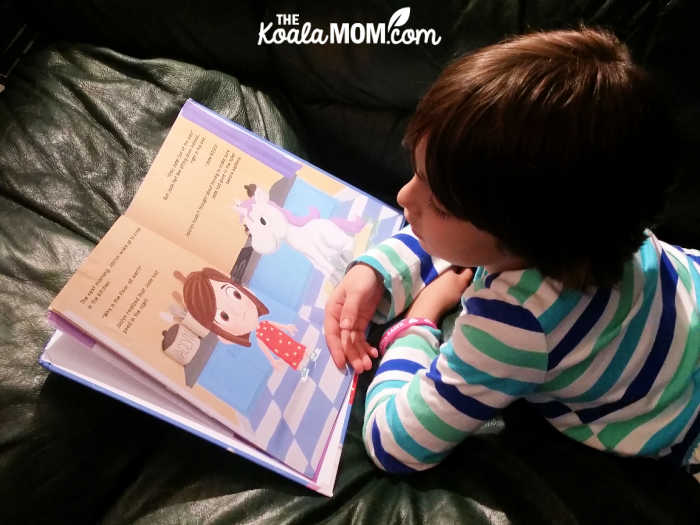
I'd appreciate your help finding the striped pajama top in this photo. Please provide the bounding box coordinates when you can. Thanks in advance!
[356,226,700,473]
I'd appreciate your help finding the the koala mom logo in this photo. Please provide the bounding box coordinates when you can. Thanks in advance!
[258,7,442,46]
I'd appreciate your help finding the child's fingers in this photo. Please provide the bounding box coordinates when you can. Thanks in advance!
[369,345,379,359]
[344,342,365,373]
[361,352,372,371]
[326,329,347,369]
[344,337,375,373]
[339,292,366,332]
[324,297,347,369]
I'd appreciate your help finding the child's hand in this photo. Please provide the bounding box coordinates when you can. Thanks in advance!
[405,266,474,323]
[324,263,384,373]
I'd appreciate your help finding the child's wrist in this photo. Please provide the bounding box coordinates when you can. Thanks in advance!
[379,317,438,354]
[350,261,383,286]
[405,296,443,323]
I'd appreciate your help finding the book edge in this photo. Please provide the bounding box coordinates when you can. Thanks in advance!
[39,330,346,496]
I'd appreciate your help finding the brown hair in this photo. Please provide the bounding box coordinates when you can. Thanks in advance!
[179,267,269,346]
[403,27,674,289]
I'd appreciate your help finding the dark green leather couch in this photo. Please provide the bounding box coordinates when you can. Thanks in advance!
[1,1,699,523]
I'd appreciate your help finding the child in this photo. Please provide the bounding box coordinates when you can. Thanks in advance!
[179,267,319,377]
[323,27,700,477]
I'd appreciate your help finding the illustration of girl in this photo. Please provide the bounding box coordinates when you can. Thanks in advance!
[174,268,320,377]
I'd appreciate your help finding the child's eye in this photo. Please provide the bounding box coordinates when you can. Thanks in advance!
[220,311,229,321]
[234,290,241,299]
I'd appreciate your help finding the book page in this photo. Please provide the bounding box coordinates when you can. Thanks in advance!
[49,215,354,476]
[52,100,404,477]
[125,110,271,273]
[49,215,250,437]
[125,100,404,296]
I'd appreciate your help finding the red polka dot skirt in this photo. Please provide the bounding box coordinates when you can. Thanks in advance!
[256,320,306,370]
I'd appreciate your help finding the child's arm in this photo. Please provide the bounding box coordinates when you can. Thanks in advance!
[355,225,451,323]
[362,286,548,472]
[325,225,451,373]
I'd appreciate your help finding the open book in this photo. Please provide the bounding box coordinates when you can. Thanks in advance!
[40,99,403,496]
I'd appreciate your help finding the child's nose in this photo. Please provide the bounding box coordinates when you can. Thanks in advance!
[397,176,417,209]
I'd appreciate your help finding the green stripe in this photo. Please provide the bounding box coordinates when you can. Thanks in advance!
[407,377,464,442]
[461,325,548,371]
[563,424,594,442]
[355,254,396,319]
[443,341,538,396]
[539,261,634,393]
[392,334,440,360]
[377,244,414,309]
[599,257,700,451]
[656,312,699,408]
[508,269,543,305]
[598,311,700,449]
[473,267,486,292]
[554,239,658,404]
[386,397,448,464]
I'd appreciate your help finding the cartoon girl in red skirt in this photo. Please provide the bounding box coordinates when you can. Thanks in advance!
[175,267,320,379]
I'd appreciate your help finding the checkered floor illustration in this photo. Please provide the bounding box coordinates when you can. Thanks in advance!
[233,188,402,477]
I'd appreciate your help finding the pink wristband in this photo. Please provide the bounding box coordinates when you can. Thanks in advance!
[379,317,438,354]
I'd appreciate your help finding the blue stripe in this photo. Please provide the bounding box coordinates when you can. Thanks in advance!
[394,233,439,284]
[530,400,572,418]
[386,397,448,464]
[640,373,700,456]
[484,272,501,288]
[538,289,582,333]
[548,288,611,370]
[376,358,424,376]
[577,251,679,424]
[465,297,543,332]
[371,420,416,473]
[559,239,658,403]
[683,251,699,265]
[427,360,497,420]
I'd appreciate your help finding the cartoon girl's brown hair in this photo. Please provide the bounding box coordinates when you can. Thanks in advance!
[175,268,269,346]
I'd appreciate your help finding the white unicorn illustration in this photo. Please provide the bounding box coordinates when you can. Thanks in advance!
[234,184,365,284]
